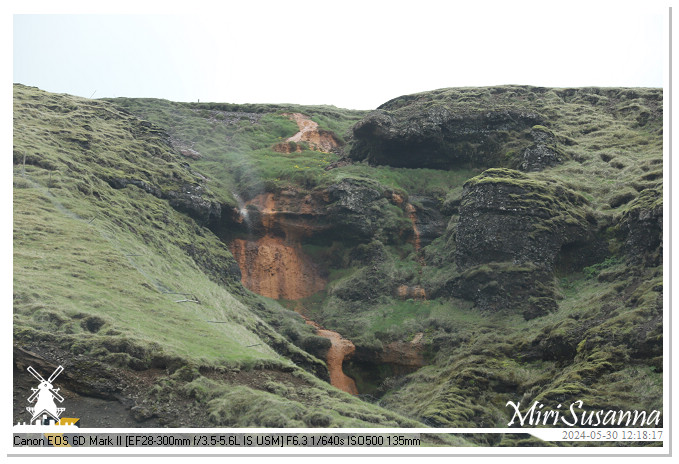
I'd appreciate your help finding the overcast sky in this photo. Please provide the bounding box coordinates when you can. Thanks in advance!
[10,1,670,110]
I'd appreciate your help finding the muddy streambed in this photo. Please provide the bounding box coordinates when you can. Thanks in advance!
[302,318,358,395]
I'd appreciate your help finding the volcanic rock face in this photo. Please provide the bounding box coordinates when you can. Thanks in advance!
[325,178,415,244]
[227,184,436,302]
[349,107,542,169]
[453,169,594,318]
[166,183,223,225]
[243,191,329,239]
[406,196,445,250]
[455,169,591,269]
[346,333,426,394]
[619,188,663,266]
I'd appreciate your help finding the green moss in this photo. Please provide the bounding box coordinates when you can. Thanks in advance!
[582,256,623,279]
[531,124,554,135]
[623,187,662,214]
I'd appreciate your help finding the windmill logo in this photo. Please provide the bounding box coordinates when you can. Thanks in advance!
[25,365,66,426]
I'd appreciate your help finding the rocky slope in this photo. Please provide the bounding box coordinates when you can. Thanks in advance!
[343,86,663,431]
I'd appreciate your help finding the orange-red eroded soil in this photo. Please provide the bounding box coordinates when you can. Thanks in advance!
[305,319,358,395]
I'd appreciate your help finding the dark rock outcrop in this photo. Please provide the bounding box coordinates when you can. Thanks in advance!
[349,107,542,169]
[408,195,446,248]
[107,177,161,197]
[519,125,566,172]
[325,178,411,244]
[166,183,222,225]
[330,262,394,303]
[619,188,663,266]
[108,176,222,225]
[327,178,383,215]
[455,169,592,269]
[452,168,595,318]
[454,262,557,319]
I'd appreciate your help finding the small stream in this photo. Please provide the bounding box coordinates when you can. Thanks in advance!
[302,318,358,395]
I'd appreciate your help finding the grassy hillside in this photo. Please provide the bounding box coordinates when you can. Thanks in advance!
[12,84,470,438]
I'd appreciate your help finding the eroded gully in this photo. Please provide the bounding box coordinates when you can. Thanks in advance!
[230,114,359,394]
[227,114,427,395]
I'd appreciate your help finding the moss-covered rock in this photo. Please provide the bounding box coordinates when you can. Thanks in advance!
[329,258,395,303]
[349,106,542,169]
[619,188,662,266]
[325,178,412,243]
[457,169,592,267]
[519,125,568,172]
[451,169,595,317]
